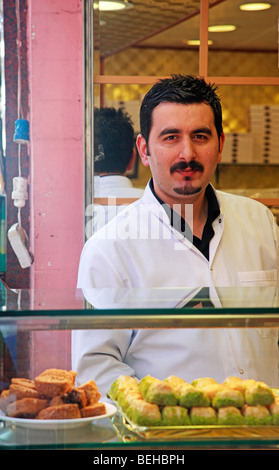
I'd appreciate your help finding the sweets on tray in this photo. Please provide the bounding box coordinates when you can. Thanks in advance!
[108,374,279,427]
[242,404,272,425]
[0,368,106,420]
[109,375,139,402]
[138,375,177,406]
[191,377,218,388]
[217,406,245,425]
[244,381,274,406]
[178,384,210,408]
[222,376,246,394]
[212,389,245,409]
[269,402,279,425]
[129,399,161,426]
[161,405,190,426]
[162,375,187,400]
[190,406,217,425]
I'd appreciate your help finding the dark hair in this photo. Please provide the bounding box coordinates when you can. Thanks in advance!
[140,74,223,147]
[94,107,135,174]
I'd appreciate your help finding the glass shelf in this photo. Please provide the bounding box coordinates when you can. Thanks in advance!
[0,283,279,450]
[0,285,278,329]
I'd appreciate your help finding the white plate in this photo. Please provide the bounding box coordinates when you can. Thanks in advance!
[0,403,116,430]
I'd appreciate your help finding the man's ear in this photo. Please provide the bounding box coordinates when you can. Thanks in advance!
[218,131,225,163]
[136,134,150,168]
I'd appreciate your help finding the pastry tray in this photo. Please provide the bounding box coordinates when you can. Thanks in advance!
[109,398,279,443]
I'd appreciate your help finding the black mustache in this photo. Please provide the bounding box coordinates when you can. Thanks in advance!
[170,160,204,174]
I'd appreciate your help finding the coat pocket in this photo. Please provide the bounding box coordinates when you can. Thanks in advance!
[238,269,277,286]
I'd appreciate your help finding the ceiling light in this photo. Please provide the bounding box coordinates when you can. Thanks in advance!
[239,3,272,11]
[208,24,237,33]
[184,39,213,46]
[96,0,133,11]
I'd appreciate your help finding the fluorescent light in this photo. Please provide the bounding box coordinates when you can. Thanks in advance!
[97,0,133,11]
[239,3,272,11]
[208,24,237,33]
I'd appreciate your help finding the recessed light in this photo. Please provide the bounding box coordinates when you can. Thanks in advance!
[184,39,213,46]
[95,0,133,11]
[208,25,237,33]
[239,3,272,11]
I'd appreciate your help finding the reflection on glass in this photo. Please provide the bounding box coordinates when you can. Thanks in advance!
[98,1,201,58]
[96,86,152,190]
[99,0,201,76]
[208,0,278,77]
[81,286,279,310]
[0,281,278,312]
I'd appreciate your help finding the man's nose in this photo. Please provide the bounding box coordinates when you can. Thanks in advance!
[178,137,196,160]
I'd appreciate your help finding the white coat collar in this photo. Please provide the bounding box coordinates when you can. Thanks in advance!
[140,180,224,259]
[142,179,223,222]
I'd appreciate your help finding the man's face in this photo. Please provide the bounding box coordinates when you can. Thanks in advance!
[137,101,224,206]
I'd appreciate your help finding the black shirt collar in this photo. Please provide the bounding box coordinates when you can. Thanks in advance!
[149,179,220,259]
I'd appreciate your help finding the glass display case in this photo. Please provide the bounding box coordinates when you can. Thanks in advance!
[0,283,279,450]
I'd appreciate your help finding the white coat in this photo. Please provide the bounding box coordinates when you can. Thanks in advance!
[73,183,279,396]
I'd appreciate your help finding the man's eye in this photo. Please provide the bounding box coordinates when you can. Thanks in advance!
[194,134,207,141]
[165,135,177,141]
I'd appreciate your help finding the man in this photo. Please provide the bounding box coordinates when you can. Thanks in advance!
[87,107,144,235]
[73,75,279,396]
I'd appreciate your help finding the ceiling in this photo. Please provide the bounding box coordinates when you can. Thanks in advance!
[97,0,278,58]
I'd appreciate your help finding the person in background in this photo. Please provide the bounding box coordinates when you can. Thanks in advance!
[74,75,279,397]
[87,107,144,235]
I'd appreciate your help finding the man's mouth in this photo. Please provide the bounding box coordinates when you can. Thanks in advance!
[170,160,204,175]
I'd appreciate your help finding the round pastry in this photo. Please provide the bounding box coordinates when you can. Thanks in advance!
[36,403,81,420]
[129,398,161,426]
[0,390,16,413]
[109,375,139,401]
[117,387,143,412]
[242,404,272,425]
[217,406,245,425]
[244,382,274,406]
[11,378,36,387]
[178,384,210,408]
[269,402,279,425]
[139,375,177,406]
[77,380,101,405]
[163,376,187,400]
[9,382,39,400]
[191,377,218,388]
[200,384,223,401]
[212,388,245,409]
[161,405,190,426]
[81,402,106,417]
[6,397,47,418]
[222,376,245,394]
[190,406,217,425]
[34,369,76,398]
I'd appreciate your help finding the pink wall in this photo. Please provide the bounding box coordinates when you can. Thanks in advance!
[28,0,84,290]
[26,0,85,375]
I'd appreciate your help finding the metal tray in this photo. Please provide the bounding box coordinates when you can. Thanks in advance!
[109,398,279,442]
